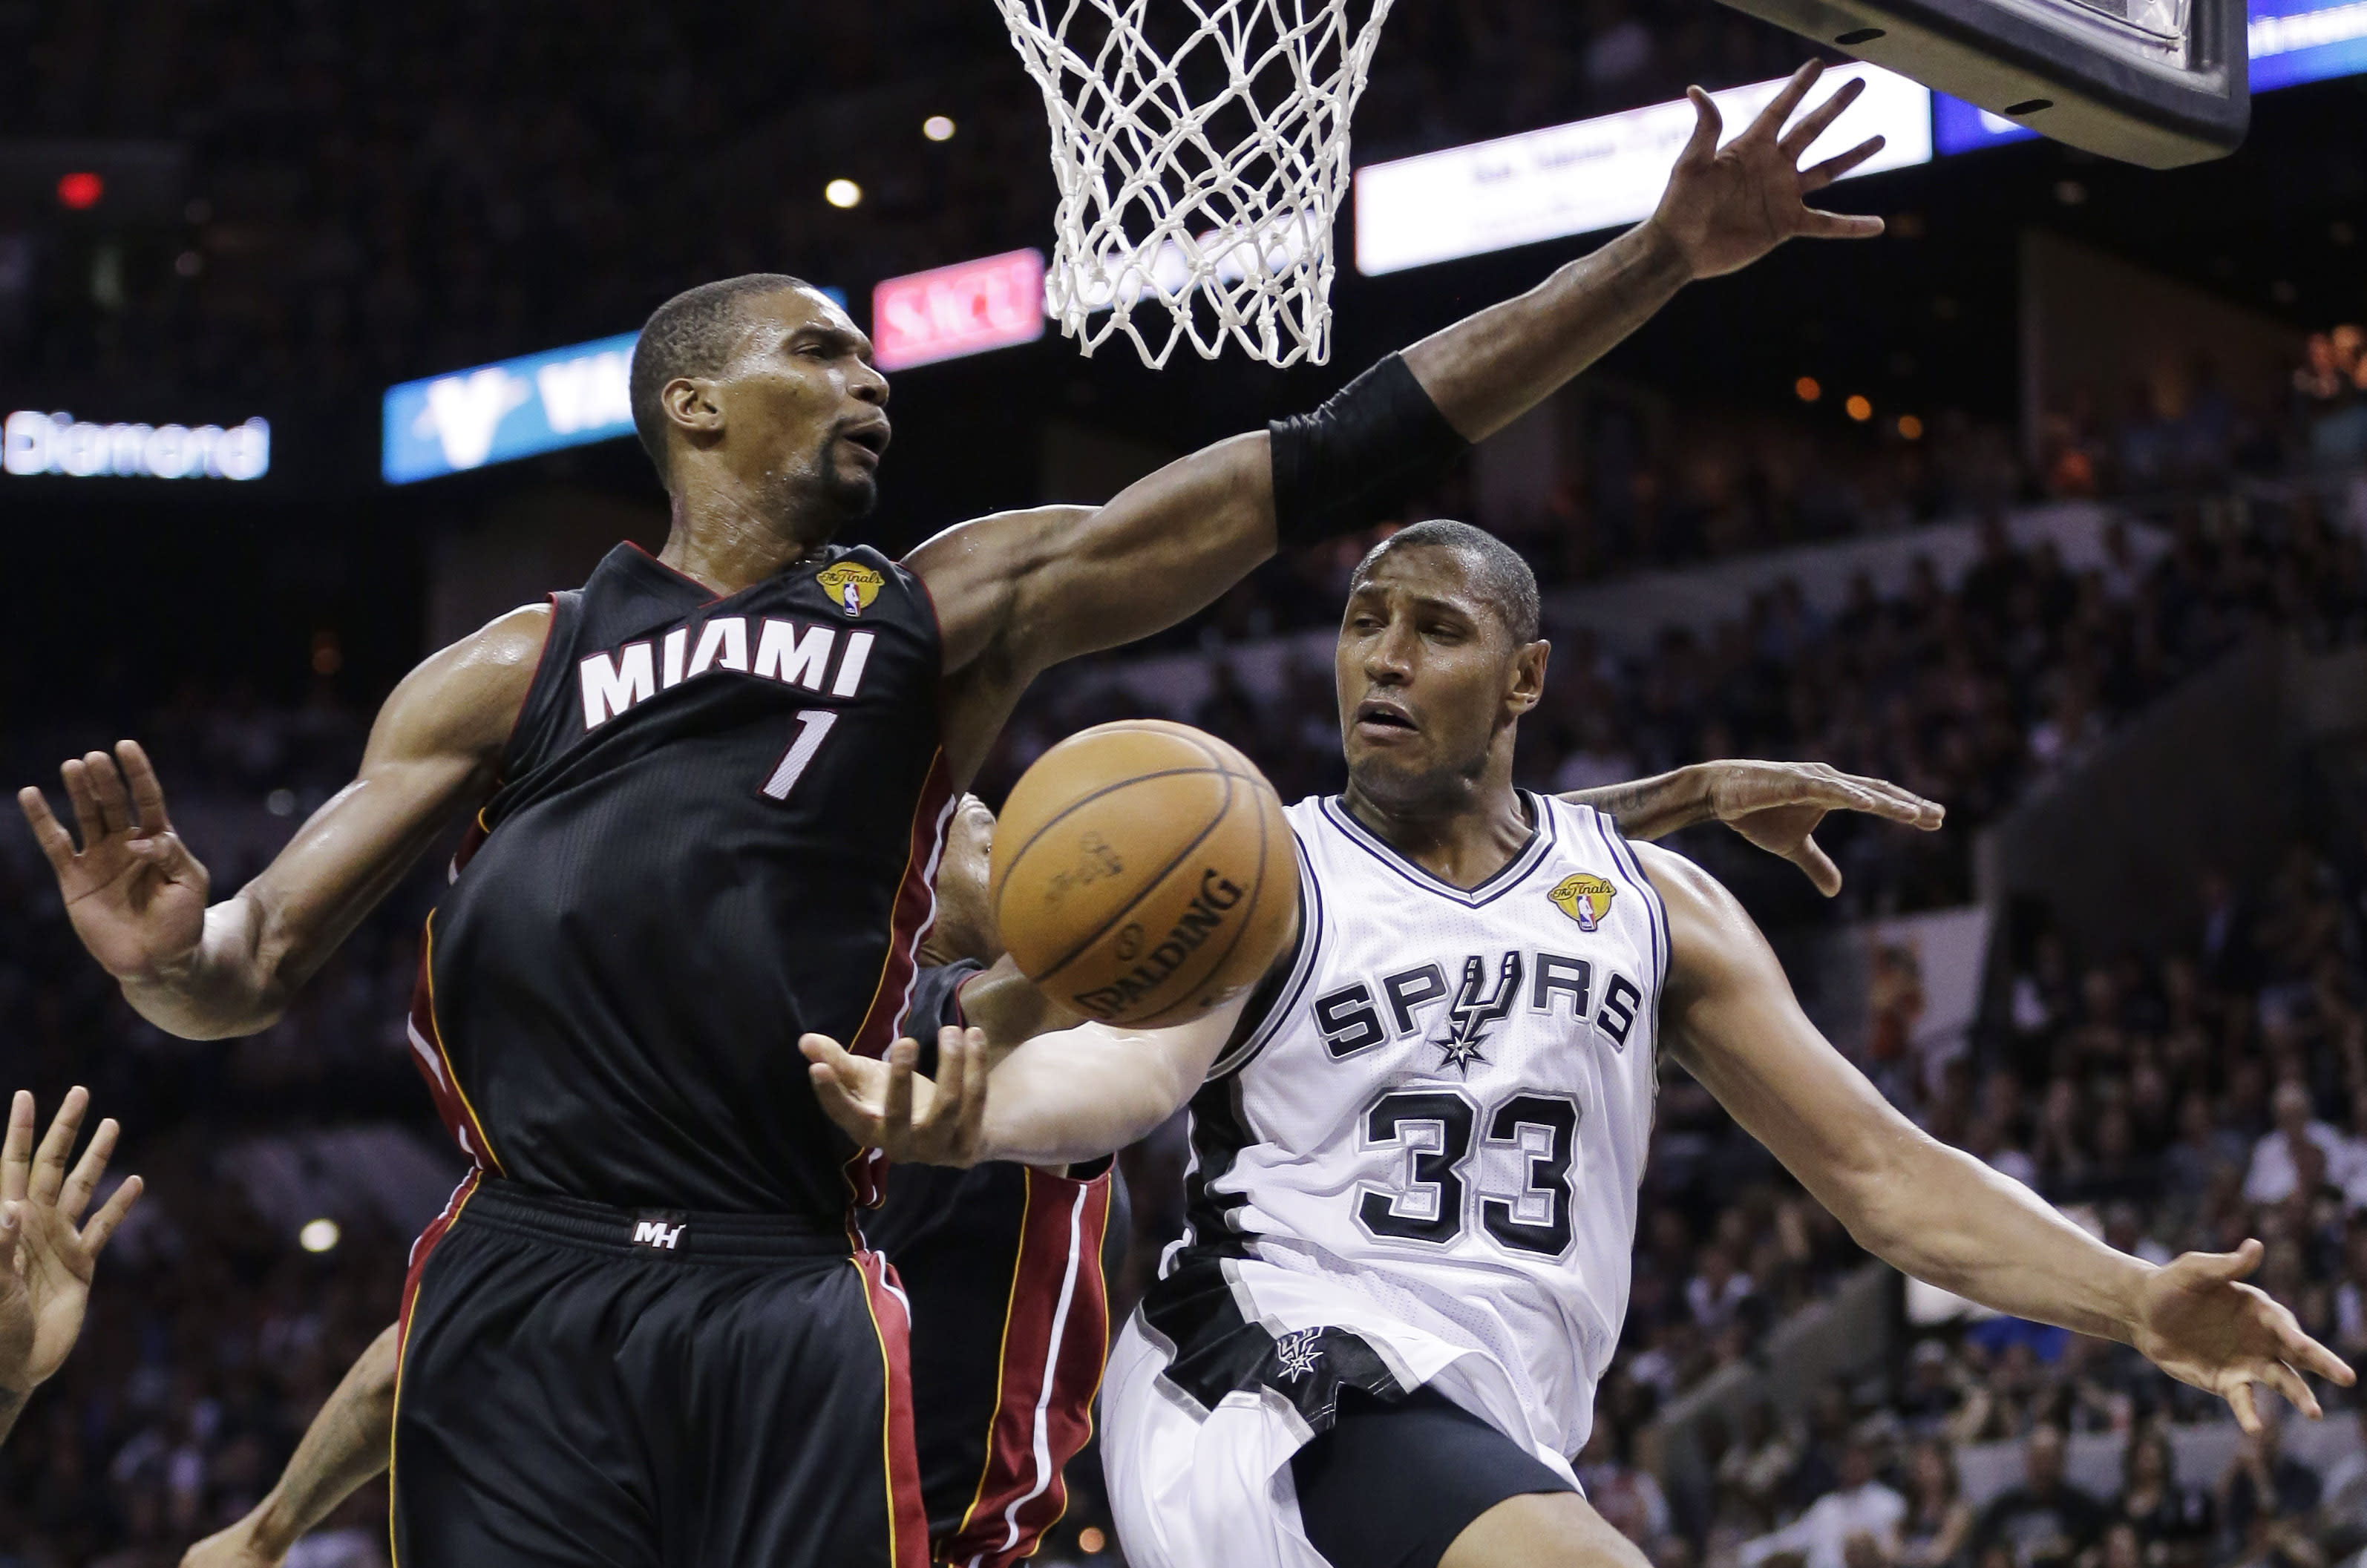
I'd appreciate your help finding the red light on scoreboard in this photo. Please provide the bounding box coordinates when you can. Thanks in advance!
[56,171,105,210]
[872,249,1046,371]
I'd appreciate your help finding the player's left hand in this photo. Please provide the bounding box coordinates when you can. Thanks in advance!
[800,1028,990,1168]
[1650,60,1888,280]
[1,1087,144,1405]
[2129,1239,2355,1431]
[1696,761,1943,896]
[179,1516,284,1568]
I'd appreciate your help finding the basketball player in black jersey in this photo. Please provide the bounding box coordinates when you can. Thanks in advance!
[26,63,1899,1568]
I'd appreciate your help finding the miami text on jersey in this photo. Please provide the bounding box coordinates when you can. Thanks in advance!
[577,616,877,728]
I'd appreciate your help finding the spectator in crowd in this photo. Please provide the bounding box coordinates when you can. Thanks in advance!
[2221,1406,2325,1557]
[1741,1437,1908,1568]
[1582,1417,1677,1550]
[2311,1402,2367,1556]
[0,1087,141,1446]
[1899,1343,1971,1439]
[2245,1082,2355,1208]
[1971,1423,2109,1568]
[1898,1440,1976,1568]
[2111,1424,2215,1568]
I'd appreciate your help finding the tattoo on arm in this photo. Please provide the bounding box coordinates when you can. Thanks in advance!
[1565,769,1711,841]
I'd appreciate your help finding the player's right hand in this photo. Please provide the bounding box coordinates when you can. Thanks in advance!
[17,741,212,983]
[801,1027,989,1168]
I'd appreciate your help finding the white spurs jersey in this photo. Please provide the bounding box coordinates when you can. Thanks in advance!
[1160,790,1666,1459]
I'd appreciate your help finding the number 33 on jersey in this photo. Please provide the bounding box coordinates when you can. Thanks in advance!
[1174,792,1666,1444]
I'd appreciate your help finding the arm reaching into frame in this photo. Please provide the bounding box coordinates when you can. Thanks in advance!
[801,994,1248,1172]
[180,1323,399,1567]
[1641,839,2353,1431]
[804,758,1944,1166]
[16,606,546,1040]
[0,1088,143,1445]
[1568,759,1944,896]
[912,62,1886,783]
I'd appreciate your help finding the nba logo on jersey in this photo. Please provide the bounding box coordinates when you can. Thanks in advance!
[1549,872,1616,933]
[816,562,883,619]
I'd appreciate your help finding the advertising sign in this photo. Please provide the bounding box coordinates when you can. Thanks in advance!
[382,331,638,485]
[1353,63,1933,277]
[871,249,1047,370]
[4,410,270,480]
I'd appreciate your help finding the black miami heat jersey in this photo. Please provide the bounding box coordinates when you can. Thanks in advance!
[409,539,952,1220]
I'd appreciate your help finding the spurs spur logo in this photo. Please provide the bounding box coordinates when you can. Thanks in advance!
[1274,1328,1323,1380]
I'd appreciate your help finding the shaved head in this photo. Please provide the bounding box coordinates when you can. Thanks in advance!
[629,272,813,484]
[1349,519,1541,646]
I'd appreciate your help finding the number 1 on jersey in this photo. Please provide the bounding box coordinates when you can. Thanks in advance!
[761,710,839,800]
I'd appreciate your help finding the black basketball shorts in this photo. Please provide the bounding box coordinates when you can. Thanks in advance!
[1291,1384,1578,1568]
[390,1174,928,1568]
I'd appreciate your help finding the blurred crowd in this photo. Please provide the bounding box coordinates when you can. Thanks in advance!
[2037,330,2367,505]
[987,478,2367,920]
[2294,327,2367,472]
[1536,808,2367,1568]
[0,1170,404,1568]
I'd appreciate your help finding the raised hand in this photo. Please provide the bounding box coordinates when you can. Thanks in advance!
[799,1027,989,1168]
[1651,60,1888,281]
[1699,761,1943,896]
[2131,1239,2354,1431]
[18,741,212,983]
[0,1088,145,1435]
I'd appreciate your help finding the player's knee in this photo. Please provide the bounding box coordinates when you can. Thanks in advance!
[1441,1490,1654,1568]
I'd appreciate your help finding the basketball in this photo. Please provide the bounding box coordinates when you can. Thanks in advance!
[990,719,1299,1028]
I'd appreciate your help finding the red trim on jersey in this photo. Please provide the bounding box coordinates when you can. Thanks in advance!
[852,1250,934,1568]
[851,748,954,1057]
[447,807,493,882]
[623,539,726,604]
[839,750,955,1208]
[943,1167,1115,1568]
[389,1169,482,1568]
[405,916,503,1175]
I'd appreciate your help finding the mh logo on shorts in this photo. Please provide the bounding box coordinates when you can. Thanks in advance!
[631,1214,688,1250]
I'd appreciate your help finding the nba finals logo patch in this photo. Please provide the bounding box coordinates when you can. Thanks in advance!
[816,562,883,619]
[1549,873,1617,933]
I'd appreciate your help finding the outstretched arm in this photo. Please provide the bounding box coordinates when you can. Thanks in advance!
[1643,839,2352,1431]
[911,63,1885,780]
[802,993,1248,1170]
[1571,760,1944,895]
[180,1323,399,1567]
[17,606,546,1039]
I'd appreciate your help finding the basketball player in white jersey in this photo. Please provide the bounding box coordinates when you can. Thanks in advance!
[807,515,2351,1568]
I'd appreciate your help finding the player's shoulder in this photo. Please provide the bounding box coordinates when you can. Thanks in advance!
[1624,838,1721,907]
[375,601,553,762]
[1623,839,1767,986]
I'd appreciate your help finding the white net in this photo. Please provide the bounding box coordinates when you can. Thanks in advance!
[993,0,1396,368]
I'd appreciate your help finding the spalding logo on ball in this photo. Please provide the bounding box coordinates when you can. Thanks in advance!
[989,719,1300,1028]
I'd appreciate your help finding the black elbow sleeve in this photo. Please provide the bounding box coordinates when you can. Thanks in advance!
[1266,352,1471,551]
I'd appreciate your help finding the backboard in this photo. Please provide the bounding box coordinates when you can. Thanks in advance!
[1718,0,2248,167]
